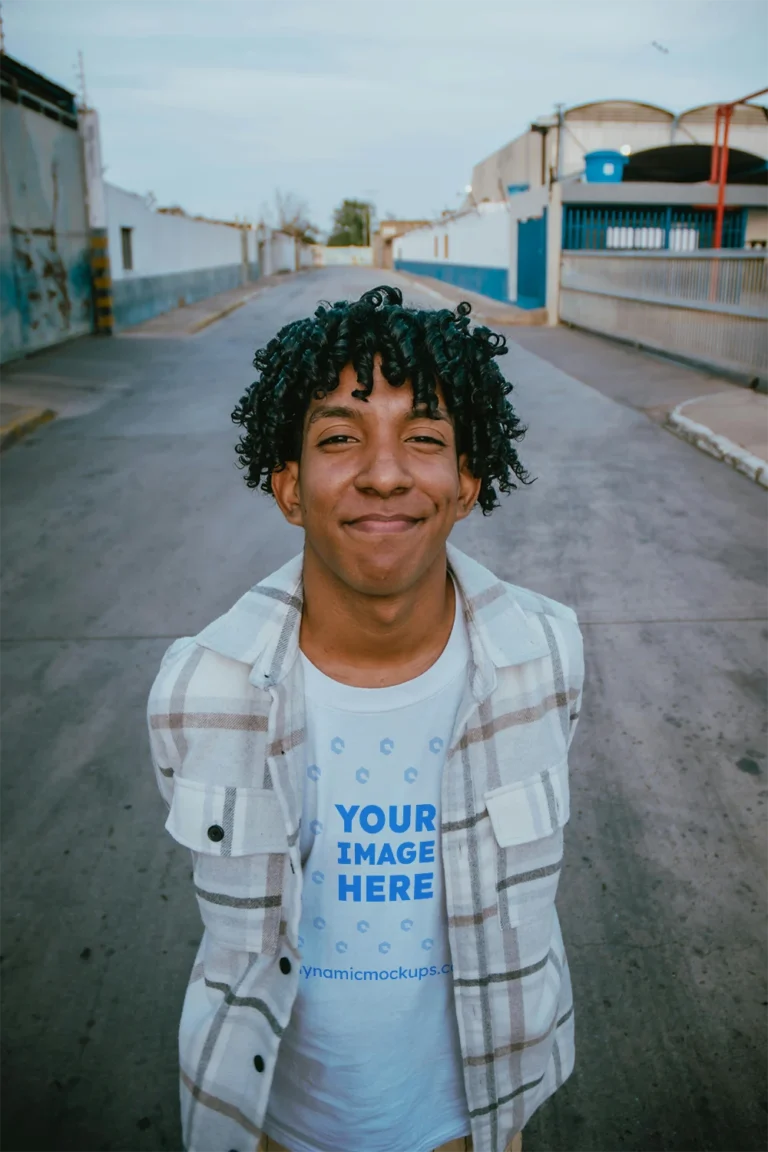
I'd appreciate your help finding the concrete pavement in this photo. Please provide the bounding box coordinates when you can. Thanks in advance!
[1,268,766,1152]
[0,276,287,449]
[510,323,768,486]
[666,390,768,487]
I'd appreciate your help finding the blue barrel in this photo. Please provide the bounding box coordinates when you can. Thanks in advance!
[584,150,628,183]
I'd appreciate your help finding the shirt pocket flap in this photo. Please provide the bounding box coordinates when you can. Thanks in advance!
[484,759,570,849]
[165,776,289,856]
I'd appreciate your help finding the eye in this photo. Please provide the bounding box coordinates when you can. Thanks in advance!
[317,434,355,446]
[408,435,446,446]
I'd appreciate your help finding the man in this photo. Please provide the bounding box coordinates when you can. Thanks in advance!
[148,286,584,1152]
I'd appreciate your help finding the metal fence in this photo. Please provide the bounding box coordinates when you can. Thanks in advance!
[559,250,768,379]
[562,205,746,251]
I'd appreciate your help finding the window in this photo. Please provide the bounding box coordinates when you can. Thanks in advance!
[444,234,449,259]
[121,227,133,271]
[434,236,438,258]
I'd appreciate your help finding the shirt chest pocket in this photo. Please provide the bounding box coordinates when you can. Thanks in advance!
[483,758,570,930]
[165,777,289,955]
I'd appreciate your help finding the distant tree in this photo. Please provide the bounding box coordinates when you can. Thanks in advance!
[273,189,319,245]
[328,199,375,247]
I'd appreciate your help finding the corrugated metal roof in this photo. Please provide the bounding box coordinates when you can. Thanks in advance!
[566,100,674,123]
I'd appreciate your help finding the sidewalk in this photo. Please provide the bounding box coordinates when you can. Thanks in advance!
[0,402,55,451]
[120,279,264,338]
[509,325,768,488]
[120,269,318,338]
[666,389,768,487]
[0,272,314,449]
[391,270,547,327]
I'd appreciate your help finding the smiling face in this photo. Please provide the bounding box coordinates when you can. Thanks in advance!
[271,359,481,597]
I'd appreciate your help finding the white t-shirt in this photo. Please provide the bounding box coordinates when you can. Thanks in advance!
[264,590,471,1152]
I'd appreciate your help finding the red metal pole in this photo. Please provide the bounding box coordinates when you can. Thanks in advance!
[709,105,721,184]
[713,105,733,248]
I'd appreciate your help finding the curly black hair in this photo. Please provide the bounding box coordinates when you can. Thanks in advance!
[231,285,532,514]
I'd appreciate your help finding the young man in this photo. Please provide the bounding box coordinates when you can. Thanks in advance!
[148,286,584,1152]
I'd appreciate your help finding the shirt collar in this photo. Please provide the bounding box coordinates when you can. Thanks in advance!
[194,543,549,698]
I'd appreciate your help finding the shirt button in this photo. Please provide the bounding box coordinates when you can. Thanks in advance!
[279,957,291,975]
[207,824,224,842]
[253,1054,265,1073]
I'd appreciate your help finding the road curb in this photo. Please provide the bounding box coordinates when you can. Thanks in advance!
[187,290,261,334]
[0,407,56,452]
[665,404,768,489]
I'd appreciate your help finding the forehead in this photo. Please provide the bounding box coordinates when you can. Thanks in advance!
[307,361,447,414]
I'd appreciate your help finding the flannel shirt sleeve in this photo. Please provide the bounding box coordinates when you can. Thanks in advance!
[146,637,194,810]
[566,616,585,753]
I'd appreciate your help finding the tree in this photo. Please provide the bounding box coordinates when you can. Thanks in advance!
[272,189,318,245]
[328,199,375,247]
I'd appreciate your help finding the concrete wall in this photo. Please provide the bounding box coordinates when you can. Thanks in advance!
[106,184,248,279]
[311,246,373,267]
[394,204,511,301]
[561,181,768,208]
[1,93,92,362]
[471,133,555,202]
[104,183,256,329]
[260,231,296,275]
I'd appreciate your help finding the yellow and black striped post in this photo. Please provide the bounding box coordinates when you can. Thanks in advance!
[90,228,114,335]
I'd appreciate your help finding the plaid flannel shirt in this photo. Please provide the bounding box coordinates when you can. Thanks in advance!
[148,543,584,1152]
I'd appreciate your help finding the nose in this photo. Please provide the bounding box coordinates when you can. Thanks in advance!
[353,437,413,498]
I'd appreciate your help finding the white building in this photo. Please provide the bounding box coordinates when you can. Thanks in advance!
[469,100,768,202]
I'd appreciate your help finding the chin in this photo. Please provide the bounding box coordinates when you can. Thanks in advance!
[344,552,424,596]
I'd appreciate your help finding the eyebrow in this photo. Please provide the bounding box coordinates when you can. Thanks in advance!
[308,403,452,426]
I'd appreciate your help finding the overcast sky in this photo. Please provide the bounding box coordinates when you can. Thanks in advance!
[5,0,767,234]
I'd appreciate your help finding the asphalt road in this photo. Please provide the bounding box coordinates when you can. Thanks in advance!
[2,268,766,1152]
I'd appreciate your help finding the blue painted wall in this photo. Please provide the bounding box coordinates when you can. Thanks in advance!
[394,260,508,303]
[1,93,93,362]
[112,263,256,330]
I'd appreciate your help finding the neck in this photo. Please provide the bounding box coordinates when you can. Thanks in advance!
[299,544,455,688]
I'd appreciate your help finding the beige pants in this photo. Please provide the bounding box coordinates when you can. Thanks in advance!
[260,1133,523,1152]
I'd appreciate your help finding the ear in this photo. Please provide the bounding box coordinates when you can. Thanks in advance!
[455,454,482,521]
[271,460,303,526]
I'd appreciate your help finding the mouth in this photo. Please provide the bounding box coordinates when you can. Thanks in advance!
[344,515,423,535]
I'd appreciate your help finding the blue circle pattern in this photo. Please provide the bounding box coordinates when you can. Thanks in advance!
[311,870,324,884]
[380,738,394,755]
[307,764,321,781]
[335,941,348,954]
[355,767,370,784]
[429,737,444,754]
[310,819,323,835]
[313,917,326,930]
[404,766,418,784]
[400,918,413,932]
[331,736,345,754]
[421,938,434,951]
[378,941,391,955]
[357,920,370,934]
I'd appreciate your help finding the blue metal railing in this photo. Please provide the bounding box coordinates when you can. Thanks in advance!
[562,205,746,251]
